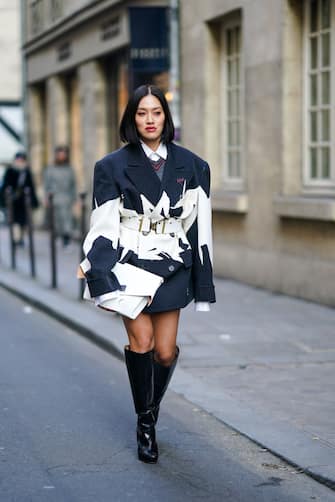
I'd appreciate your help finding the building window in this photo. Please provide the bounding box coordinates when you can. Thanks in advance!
[304,0,334,188]
[221,18,244,188]
[50,0,63,22]
[30,0,44,35]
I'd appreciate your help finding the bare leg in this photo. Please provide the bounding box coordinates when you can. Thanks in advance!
[152,310,180,366]
[122,312,154,353]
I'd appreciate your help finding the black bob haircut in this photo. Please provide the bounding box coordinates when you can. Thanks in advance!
[119,84,175,144]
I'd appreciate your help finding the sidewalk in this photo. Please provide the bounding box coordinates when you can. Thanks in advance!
[0,227,334,488]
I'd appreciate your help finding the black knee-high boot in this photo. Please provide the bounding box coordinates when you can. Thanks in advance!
[124,346,158,464]
[153,346,179,424]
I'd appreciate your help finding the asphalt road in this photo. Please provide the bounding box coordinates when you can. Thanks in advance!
[0,287,334,502]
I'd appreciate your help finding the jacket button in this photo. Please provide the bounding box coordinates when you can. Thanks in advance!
[168,265,175,272]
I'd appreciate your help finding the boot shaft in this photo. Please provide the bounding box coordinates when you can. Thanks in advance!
[124,346,154,415]
[153,346,179,408]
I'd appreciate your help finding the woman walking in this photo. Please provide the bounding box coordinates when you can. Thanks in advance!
[80,84,215,463]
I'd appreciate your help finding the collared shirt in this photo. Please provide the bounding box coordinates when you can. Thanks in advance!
[140,141,167,162]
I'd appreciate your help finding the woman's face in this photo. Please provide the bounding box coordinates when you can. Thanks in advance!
[135,94,165,147]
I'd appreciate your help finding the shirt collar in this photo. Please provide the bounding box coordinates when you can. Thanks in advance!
[140,141,167,161]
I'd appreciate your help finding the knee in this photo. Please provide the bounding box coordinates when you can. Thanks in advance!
[154,347,178,367]
[129,332,153,353]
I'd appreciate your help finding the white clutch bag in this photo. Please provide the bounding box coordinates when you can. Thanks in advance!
[83,262,164,319]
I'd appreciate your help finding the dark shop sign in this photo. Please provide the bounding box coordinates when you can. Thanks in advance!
[129,7,169,73]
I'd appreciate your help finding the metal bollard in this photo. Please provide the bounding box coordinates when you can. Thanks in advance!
[78,192,87,300]
[48,192,57,289]
[5,187,16,270]
[24,187,36,278]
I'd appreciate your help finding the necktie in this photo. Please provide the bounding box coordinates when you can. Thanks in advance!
[149,157,165,172]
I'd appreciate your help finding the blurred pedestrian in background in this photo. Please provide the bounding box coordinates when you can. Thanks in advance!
[44,145,77,247]
[0,151,39,246]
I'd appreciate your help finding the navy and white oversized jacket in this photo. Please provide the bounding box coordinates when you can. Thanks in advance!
[80,142,216,313]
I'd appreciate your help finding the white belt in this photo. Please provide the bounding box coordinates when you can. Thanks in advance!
[121,216,182,235]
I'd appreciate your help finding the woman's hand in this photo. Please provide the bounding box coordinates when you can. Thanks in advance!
[76,266,85,279]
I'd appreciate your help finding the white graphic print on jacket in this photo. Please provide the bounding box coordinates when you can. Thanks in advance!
[81,187,210,272]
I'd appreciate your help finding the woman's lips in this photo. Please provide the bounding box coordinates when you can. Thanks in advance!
[145,127,156,132]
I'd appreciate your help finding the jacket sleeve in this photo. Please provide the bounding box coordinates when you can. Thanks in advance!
[80,159,122,298]
[184,161,216,303]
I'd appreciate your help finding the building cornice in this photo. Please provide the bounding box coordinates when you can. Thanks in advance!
[23,0,122,54]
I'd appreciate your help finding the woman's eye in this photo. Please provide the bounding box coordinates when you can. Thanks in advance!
[137,112,145,117]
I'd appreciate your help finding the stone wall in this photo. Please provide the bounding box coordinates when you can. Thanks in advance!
[180,0,335,305]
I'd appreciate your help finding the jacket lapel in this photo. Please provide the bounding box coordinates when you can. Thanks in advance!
[124,143,191,209]
[162,143,191,205]
[124,144,162,206]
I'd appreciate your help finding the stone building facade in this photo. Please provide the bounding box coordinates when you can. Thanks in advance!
[22,0,171,197]
[22,0,335,305]
[180,0,335,305]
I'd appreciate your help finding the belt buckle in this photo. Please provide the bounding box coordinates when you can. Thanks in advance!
[152,220,165,234]
[138,217,144,232]
[140,217,151,235]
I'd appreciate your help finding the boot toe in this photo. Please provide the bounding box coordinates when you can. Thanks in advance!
[138,448,158,463]
[137,423,159,463]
